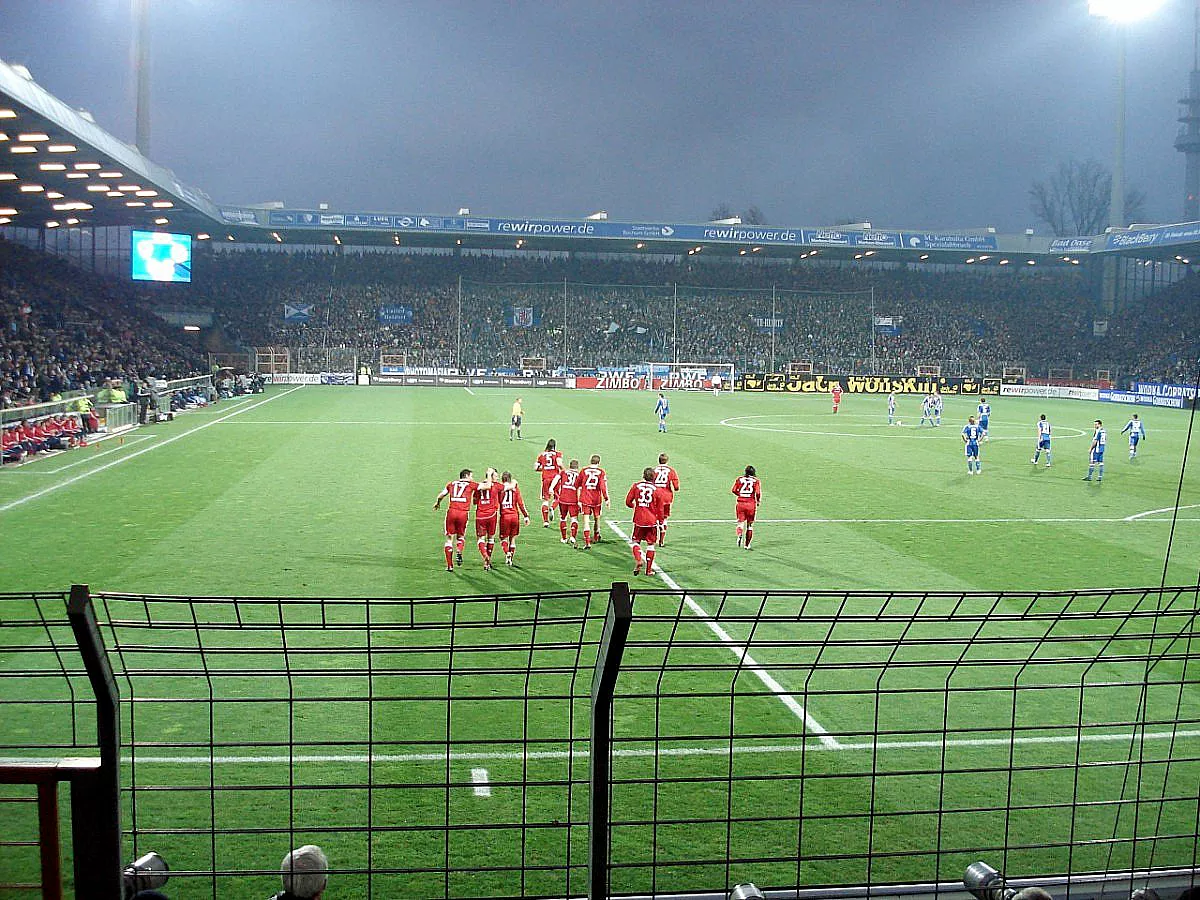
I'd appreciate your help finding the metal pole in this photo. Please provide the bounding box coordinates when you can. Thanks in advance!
[133,0,151,156]
[770,286,777,373]
[563,276,568,372]
[457,275,462,372]
[1111,26,1126,231]
[589,582,634,900]
[870,286,876,375]
[672,284,678,366]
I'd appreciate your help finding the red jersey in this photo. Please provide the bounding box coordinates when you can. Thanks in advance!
[552,468,581,503]
[651,464,680,496]
[474,481,500,519]
[500,483,528,517]
[831,386,843,400]
[534,450,563,476]
[443,478,478,509]
[626,480,667,527]
[731,475,761,506]
[578,465,608,506]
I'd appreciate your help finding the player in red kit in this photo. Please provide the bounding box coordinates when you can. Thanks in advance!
[473,467,501,571]
[831,384,843,413]
[498,471,531,566]
[626,468,669,576]
[732,465,762,550]
[651,452,681,546]
[578,454,610,549]
[433,468,477,571]
[534,438,564,527]
[551,459,583,546]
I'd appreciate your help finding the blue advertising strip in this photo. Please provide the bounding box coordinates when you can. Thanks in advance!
[1104,221,1200,251]
[1131,382,1198,400]
[1099,390,1187,409]
[899,232,998,251]
[220,207,259,225]
[1048,237,1095,254]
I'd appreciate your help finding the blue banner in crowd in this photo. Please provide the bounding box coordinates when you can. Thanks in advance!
[505,307,541,328]
[378,305,414,325]
[750,315,784,333]
[283,303,313,323]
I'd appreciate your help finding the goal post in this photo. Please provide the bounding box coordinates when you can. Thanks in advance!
[645,362,735,392]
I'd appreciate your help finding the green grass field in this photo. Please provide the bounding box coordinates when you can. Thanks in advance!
[2,385,1199,899]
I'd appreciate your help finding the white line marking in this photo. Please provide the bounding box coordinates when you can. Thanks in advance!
[1124,504,1200,522]
[16,435,157,474]
[216,420,678,426]
[660,516,1200,525]
[471,767,491,796]
[606,519,840,749]
[6,728,1196,766]
[719,414,1088,440]
[464,387,476,396]
[0,388,304,514]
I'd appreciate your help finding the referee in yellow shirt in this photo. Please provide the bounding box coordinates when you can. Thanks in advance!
[510,398,524,441]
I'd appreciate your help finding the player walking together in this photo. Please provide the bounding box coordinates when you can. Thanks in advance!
[1121,414,1146,459]
[651,452,681,546]
[626,468,669,576]
[732,465,761,549]
[655,392,670,432]
[1084,420,1106,482]
[831,383,843,414]
[962,415,983,475]
[498,472,531,566]
[510,398,524,441]
[551,459,583,546]
[433,468,477,571]
[534,439,564,526]
[977,400,991,441]
[1031,414,1052,467]
[579,454,610,548]
[473,468,501,569]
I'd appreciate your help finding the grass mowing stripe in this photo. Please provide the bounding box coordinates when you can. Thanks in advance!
[8,727,1197,766]
[606,517,841,749]
[0,387,304,514]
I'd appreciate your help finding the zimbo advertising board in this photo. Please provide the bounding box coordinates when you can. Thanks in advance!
[736,374,1003,396]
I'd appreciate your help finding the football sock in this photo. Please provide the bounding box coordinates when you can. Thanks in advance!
[570,521,579,538]
[744,528,753,548]
[541,502,550,524]
[645,548,656,571]
[456,538,465,554]
[444,544,454,567]
[632,545,643,564]
[478,539,488,560]
[560,519,568,539]
[501,539,510,557]
[735,524,744,538]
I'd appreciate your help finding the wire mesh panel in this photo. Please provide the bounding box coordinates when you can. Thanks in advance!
[91,589,607,900]
[608,587,1200,897]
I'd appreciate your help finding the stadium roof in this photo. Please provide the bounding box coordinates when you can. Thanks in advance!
[1,57,1197,267]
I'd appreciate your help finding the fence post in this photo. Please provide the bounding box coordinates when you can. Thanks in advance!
[66,584,122,900]
[589,582,634,900]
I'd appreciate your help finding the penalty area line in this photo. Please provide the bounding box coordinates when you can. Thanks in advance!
[606,518,840,749]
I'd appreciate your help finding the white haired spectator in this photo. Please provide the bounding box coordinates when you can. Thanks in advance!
[273,845,328,900]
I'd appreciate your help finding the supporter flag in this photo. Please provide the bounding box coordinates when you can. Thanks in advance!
[873,315,902,336]
[505,306,541,328]
[750,315,784,333]
[1093,319,1109,337]
[378,305,414,325]
[606,321,621,334]
[284,303,313,323]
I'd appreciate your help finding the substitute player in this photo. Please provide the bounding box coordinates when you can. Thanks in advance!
[534,438,564,526]
[510,397,524,441]
[474,468,501,569]
[732,465,761,549]
[1121,413,1146,460]
[655,392,670,432]
[831,383,843,414]
[626,468,669,576]
[962,415,983,475]
[551,459,583,546]
[1031,414,1052,467]
[579,454,610,548]
[977,399,991,441]
[433,468,477,571]
[887,392,897,425]
[1084,420,1106,482]
[498,472,531,566]
[651,452,681,546]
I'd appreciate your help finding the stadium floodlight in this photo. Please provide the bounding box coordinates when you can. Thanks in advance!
[729,884,765,900]
[1088,0,1165,22]
[965,862,1014,900]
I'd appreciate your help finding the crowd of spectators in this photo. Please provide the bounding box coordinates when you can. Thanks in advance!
[191,248,1194,380]
[0,240,206,408]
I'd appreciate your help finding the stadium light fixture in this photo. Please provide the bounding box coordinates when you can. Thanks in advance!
[999,258,1010,264]
[0,109,16,118]
[19,184,43,192]
[1026,259,1037,265]
[45,191,63,199]
[635,242,644,249]
[0,133,7,141]
[739,249,747,255]
[196,233,210,240]
[0,207,17,215]
[919,253,930,260]
[854,253,864,259]
[864,250,876,256]
[752,246,762,252]
[0,217,11,225]
[151,201,173,208]
[10,146,36,153]
[74,162,101,170]
[155,217,169,225]
[0,173,16,180]
[118,184,141,191]
[47,144,76,153]
[1088,0,1165,22]
[106,191,123,198]
[86,184,110,192]
[66,172,88,179]
[226,234,234,241]
[183,325,200,332]
[125,201,145,207]
[65,217,79,225]
[99,171,122,178]
[135,189,157,197]
[45,220,59,228]
[18,133,48,142]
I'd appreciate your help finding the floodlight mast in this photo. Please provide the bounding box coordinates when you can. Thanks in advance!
[133,0,151,155]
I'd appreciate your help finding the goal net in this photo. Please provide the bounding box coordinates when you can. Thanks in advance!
[644,362,735,391]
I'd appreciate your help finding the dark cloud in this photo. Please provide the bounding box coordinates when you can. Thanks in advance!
[0,0,1193,231]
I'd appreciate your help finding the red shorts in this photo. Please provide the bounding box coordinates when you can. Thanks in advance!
[558,500,580,518]
[580,503,602,518]
[735,501,757,524]
[540,475,557,501]
[475,514,498,538]
[632,523,660,544]
[445,510,469,536]
[499,513,521,538]
[659,500,672,518]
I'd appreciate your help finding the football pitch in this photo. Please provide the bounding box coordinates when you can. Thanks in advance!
[2,385,1199,899]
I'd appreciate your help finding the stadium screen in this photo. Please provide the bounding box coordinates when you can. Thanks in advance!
[131,230,192,283]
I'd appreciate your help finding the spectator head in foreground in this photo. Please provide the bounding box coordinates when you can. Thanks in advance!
[278,845,328,900]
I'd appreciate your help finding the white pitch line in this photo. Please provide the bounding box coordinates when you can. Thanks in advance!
[660,516,1200,525]
[606,519,840,749]
[0,387,305,514]
[6,728,1198,767]
[8,435,158,475]
[464,386,476,396]
[1125,503,1200,522]
[471,767,491,796]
